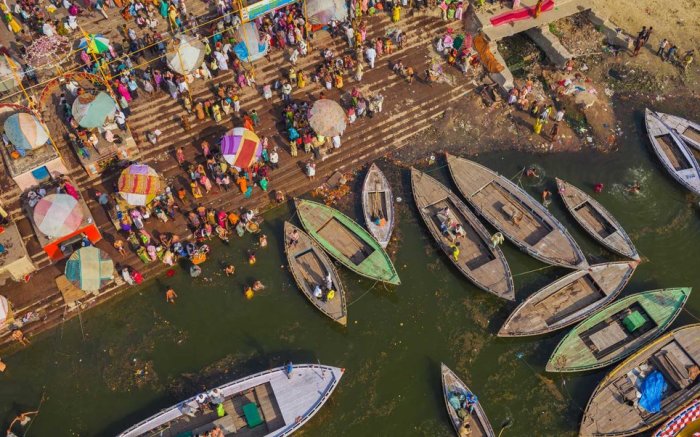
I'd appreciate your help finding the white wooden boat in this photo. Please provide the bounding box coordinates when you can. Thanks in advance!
[498,261,637,337]
[446,153,588,269]
[284,221,348,326]
[556,178,639,260]
[118,364,344,437]
[644,109,700,196]
[441,363,495,437]
[411,168,514,300]
[655,111,700,152]
[362,163,395,248]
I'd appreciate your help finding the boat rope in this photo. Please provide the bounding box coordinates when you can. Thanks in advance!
[558,375,586,413]
[512,265,555,277]
[347,280,380,307]
[682,308,700,323]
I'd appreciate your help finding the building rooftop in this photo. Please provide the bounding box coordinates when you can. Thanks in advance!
[0,221,28,271]
[472,0,592,41]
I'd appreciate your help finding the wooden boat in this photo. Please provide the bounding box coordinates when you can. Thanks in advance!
[556,178,639,260]
[652,397,700,437]
[645,109,700,196]
[362,163,395,248]
[284,222,348,326]
[441,363,495,437]
[446,153,588,270]
[294,198,400,285]
[410,168,514,300]
[580,324,700,437]
[547,287,692,373]
[118,363,344,437]
[655,111,700,152]
[498,261,637,337]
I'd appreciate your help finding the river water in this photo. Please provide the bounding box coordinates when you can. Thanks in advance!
[1,101,699,437]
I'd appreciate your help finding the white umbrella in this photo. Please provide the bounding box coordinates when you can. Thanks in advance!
[0,295,11,324]
[166,35,205,75]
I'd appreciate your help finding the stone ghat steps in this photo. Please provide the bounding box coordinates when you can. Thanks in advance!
[0,81,473,352]
[67,14,449,190]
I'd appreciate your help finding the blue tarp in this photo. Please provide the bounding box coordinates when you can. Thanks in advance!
[638,370,667,413]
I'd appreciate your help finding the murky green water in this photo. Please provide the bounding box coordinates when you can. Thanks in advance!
[2,102,700,437]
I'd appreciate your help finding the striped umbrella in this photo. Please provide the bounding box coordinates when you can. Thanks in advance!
[117,164,161,206]
[4,113,49,151]
[308,99,347,137]
[33,194,84,238]
[72,91,116,128]
[221,127,262,168]
[78,34,110,54]
[166,35,205,75]
[65,247,114,292]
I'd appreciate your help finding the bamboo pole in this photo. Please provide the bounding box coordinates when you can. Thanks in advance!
[4,55,34,109]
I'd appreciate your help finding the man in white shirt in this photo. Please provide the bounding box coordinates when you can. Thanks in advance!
[365,46,376,69]
[269,148,279,169]
[332,135,341,148]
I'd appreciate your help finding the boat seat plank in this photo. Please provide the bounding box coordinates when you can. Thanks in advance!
[588,323,628,352]
[656,134,692,170]
[254,383,285,430]
[317,218,374,265]
[683,126,700,143]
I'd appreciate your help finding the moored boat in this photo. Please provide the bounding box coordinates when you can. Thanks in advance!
[652,397,700,437]
[556,178,639,260]
[441,363,495,437]
[284,222,348,326]
[498,261,637,337]
[294,198,400,285]
[655,111,700,152]
[118,364,344,437]
[547,287,691,372]
[362,163,395,248]
[411,168,514,300]
[580,324,700,436]
[446,153,587,269]
[644,108,700,196]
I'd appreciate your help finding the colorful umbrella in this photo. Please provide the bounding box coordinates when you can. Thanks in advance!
[78,34,110,54]
[3,113,49,150]
[308,99,347,137]
[117,164,161,206]
[0,295,11,325]
[33,194,84,238]
[65,247,114,292]
[221,127,262,168]
[72,91,116,128]
[166,35,205,75]
[0,56,21,93]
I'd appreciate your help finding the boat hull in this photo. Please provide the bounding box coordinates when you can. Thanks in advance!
[556,178,639,260]
[295,198,400,285]
[284,222,348,326]
[547,288,691,372]
[446,154,587,269]
[362,163,395,248]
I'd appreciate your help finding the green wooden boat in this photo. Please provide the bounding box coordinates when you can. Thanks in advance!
[294,199,401,285]
[546,287,692,373]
